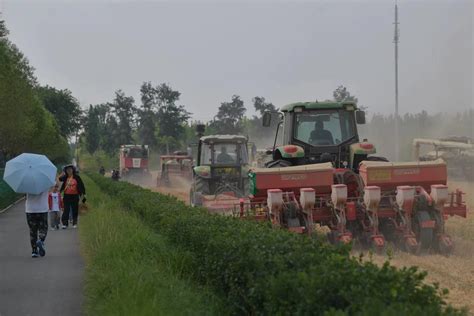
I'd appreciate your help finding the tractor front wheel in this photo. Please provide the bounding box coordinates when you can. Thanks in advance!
[190,188,203,207]
[194,176,210,195]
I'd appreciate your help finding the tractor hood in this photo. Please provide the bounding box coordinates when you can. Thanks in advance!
[193,166,211,178]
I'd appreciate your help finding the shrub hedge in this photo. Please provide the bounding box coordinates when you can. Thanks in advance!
[89,174,464,315]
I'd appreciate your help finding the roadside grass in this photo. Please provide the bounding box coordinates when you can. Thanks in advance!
[80,176,225,316]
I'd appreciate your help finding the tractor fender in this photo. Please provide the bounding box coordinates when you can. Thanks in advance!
[273,145,305,161]
[193,166,211,179]
[350,142,377,168]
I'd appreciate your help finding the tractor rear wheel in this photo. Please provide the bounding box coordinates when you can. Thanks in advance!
[413,211,434,252]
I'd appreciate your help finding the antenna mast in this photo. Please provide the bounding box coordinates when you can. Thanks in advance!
[393,1,400,160]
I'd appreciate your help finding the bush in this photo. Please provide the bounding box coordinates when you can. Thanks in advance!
[88,174,465,315]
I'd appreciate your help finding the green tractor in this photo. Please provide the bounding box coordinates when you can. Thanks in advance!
[262,101,386,170]
[190,134,250,207]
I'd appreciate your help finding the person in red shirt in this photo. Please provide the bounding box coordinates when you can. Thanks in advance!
[59,165,86,228]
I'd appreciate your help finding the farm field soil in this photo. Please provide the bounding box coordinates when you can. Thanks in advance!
[371,179,474,312]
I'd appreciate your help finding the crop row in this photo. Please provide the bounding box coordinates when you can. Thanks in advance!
[89,174,463,315]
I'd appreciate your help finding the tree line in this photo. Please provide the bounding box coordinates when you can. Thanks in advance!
[76,76,474,164]
[81,84,280,156]
[0,20,81,166]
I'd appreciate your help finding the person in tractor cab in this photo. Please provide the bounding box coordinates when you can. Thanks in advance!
[216,146,234,164]
[309,121,334,145]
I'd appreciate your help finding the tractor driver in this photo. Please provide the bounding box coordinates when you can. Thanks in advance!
[309,121,334,145]
[216,146,234,164]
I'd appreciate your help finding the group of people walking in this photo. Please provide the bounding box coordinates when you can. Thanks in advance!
[25,164,86,258]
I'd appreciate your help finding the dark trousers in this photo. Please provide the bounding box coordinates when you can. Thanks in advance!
[26,213,48,251]
[62,195,79,226]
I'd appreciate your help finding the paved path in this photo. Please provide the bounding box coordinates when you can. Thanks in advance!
[0,202,83,316]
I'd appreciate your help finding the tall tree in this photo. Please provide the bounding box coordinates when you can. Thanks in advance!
[84,105,100,154]
[109,90,135,146]
[212,95,246,134]
[36,85,82,138]
[0,20,9,38]
[333,85,358,103]
[102,116,120,155]
[253,96,276,117]
[0,23,68,162]
[137,82,157,146]
[154,83,190,152]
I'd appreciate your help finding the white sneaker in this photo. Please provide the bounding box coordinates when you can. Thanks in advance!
[73,225,77,229]
[62,225,67,229]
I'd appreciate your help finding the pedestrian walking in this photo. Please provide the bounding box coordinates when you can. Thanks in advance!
[59,165,86,229]
[26,190,49,258]
[3,153,57,258]
[48,184,63,230]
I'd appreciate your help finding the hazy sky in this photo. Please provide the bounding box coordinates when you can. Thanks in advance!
[2,0,473,121]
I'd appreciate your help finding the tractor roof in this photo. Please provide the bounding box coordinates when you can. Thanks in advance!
[281,101,358,112]
[120,144,149,149]
[201,135,248,143]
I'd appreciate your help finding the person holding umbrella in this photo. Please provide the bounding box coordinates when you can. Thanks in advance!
[59,165,86,229]
[3,153,57,258]
[25,190,49,257]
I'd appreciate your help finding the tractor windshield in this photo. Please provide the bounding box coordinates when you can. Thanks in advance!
[201,142,248,165]
[125,147,148,158]
[294,110,355,146]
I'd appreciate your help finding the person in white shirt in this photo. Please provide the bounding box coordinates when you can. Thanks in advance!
[25,190,49,258]
[48,185,63,230]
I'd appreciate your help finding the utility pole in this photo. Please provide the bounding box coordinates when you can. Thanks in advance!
[393,0,400,160]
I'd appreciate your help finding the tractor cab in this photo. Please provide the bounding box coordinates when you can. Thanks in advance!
[190,134,250,206]
[263,101,377,170]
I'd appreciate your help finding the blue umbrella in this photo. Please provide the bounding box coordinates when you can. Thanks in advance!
[3,153,57,195]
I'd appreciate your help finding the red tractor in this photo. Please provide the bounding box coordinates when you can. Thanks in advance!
[237,101,467,255]
[119,144,152,181]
